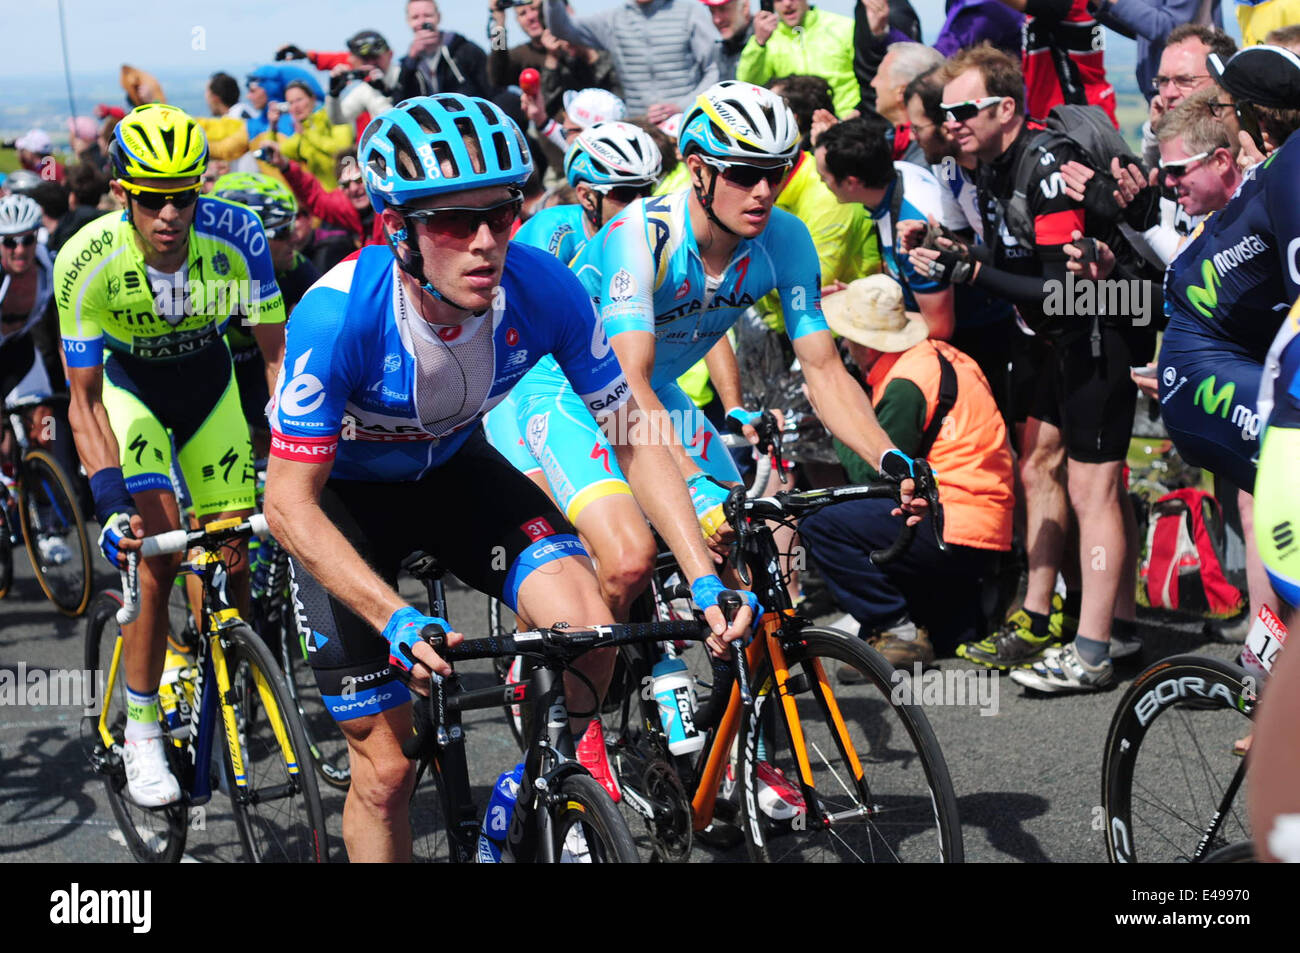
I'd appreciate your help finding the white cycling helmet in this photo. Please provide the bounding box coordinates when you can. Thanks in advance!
[565,121,662,188]
[562,88,627,130]
[0,194,43,236]
[678,81,800,164]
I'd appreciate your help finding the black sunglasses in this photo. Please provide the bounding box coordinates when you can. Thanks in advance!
[121,181,202,212]
[403,196,522,239]
[2,233,38,249]
[704,159,790,189]
[596,184,655,204]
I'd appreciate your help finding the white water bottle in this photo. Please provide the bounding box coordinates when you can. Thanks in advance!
[653,653,705,755]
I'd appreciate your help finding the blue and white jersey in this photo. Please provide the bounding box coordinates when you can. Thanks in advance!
[565,189,829,390]
[268,243,628,482]
[514,204,590,265]
[871,161,964,309]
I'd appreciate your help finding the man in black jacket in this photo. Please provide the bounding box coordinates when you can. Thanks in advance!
[398,0,494,100]
[854,0,923,112]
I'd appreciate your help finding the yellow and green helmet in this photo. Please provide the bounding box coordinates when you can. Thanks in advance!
[212,172,298,233]
[110,104,208,180]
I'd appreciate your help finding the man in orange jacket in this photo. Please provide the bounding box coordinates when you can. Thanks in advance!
[799,274,1015,667]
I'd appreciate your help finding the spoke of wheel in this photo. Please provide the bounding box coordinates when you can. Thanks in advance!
[810,738,857,801]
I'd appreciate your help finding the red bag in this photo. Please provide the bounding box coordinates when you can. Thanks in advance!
[1139,489,1245,618]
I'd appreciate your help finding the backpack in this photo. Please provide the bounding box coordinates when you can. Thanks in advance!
[1138,488,1245,619]
[1002,104,1137,252]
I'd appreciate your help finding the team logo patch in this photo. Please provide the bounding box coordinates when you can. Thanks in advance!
[1162,366,1176,386]
[106,276,121,300]
[674,279,691,300]
[610,268,637,301]
[437,324,463,342]
[505,327,519,346]
[212,251,230,276]
[383,352,401,373]
[521,517,556,541]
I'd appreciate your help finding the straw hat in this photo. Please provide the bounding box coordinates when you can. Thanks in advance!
[822,275,928,352]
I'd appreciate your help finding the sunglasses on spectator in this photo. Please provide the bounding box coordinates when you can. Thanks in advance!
[940,96,1005,122]
[1158,151,1211,177]
[1152,74,1209,92]
[590,182,655,204]
[2,233,38,249]
[339,174,365,188]
[119,180,202,211]
[402,195,523,239]
[700,157,791,189]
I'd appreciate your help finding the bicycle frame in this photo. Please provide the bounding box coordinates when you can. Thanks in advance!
[98,518,304,802]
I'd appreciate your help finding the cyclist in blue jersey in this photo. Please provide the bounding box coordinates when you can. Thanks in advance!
[498,81,928,624]
[261,94,756,862]
[485,122,661,491]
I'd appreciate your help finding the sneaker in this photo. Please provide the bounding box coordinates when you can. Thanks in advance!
[755,761,805,821]
[1108,630,1144,660]
[575,719,621,803]
[1009,643,1115,694]
[122,736,182,807]
[957,609,1053,669]
[37,534,72,566]
[1048,592,1079,642]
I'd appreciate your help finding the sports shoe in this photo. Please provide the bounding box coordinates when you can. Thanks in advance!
[37,534,72,566]
[575,719,621,803]
[1009,643,1115,694]
[1048,592,1079,642]
[755,761,805,821]
[957,609,1054,669]
[869,627,934,669]
[122,735,182,807]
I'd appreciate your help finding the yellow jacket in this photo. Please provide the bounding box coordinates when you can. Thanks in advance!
[277,109,355,190]
[195,117,249,161]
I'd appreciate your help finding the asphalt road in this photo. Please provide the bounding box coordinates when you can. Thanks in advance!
[0,541,1248,864]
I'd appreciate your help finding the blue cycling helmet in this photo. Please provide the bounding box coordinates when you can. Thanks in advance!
[359,94,533,214]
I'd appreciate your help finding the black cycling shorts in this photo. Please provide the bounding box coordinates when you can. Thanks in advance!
[1014,324,1155,463]
[288,428,588,723]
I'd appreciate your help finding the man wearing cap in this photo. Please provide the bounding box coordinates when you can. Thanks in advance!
[13,130,65,185]
[327,32,401,140]
[799,274,1014,667]
[702,0,754,81]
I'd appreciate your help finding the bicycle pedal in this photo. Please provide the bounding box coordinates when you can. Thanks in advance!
[779,673,811,695]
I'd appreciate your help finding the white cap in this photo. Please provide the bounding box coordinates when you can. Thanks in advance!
[15,129,53,155]
[562,88,626,129]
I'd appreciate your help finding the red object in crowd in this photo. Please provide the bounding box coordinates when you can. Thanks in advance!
[519,68,541,97]
[94,103,127,121]
[281,159,386,246]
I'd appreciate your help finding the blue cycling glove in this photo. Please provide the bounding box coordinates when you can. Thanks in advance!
[690,575,762,638]
[97,512,137,569]
[725,407,763,433]
[383,606,451,675]
[879,448,918,483]
[686,472,732,537]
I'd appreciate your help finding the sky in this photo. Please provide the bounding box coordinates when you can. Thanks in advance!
[9,0,988,79]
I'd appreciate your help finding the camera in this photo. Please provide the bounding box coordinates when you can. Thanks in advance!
[421,21,438,31]
[253,147,272,161]
[1074,237,1100,264]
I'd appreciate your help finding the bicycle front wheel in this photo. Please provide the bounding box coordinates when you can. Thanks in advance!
[738,627,963,863]
[220,623,330,862]
[82,590,188,863]
[18,448,92,616]
[547,773,640,863]
[1103,654,1255,863]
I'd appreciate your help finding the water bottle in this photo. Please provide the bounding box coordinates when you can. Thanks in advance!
[477,763,524,863]
[249,538,272,601]
[653,653,705,756]
[159,649,192,740]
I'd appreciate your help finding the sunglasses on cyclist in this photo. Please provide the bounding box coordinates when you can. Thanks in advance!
[263,220,296,240]
[940,96,1005,123]
[402,195,522,239]
[1158,151,1212,177]
[701,157,791,189]
[119,180,202,211]
[591,183,655,204]
[2,233,38,249]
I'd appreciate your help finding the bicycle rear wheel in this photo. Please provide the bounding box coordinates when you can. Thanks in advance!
[221,623,330,862]
[738,627,963,863]
[18,448,92,616]
[81,590,188,863]
[1102,654,1255,863]
[547,773,640,863]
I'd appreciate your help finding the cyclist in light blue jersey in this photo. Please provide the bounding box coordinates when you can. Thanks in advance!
[485,121,661,487]
[498,81,928,621]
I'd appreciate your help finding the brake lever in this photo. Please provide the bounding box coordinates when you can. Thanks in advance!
[722,484,751,586]
[913,460,946,553]
[717,591,752,708]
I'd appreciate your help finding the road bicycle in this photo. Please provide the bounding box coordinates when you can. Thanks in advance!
[0,393,91,615]
[400,550,753,863]
[81,513,329,862]
[603,414,964,862]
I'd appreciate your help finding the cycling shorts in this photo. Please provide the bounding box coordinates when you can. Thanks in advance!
[0,334,53,405]
[506,373,742,525]
[102,346,256,517]
[1158,335,1261,493]
[1016,325,1154,463]
[288,428,589,723]
[1253,426,1300,607]
[230,344,270,433]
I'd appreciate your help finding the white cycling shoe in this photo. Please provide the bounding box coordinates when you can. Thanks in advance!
[38,535,72,566]
[123,736,182,808]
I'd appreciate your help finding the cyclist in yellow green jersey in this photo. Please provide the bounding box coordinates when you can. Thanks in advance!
[55,104,286,808]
